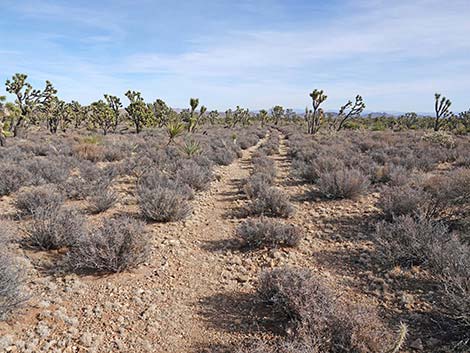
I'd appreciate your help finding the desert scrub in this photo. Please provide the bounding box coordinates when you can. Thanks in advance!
[243,173,273,199]
[64,217,149,274]
[0,251,28,320]
[316,168,370,199]
[249,186,294,218]
[176,159,213,191]
[0,163,32,196]
[257,267,399,352]
[236,217,301,249]
[14,185,64,217]
[87,184,118,214]
[26,207,86,250]
[374,215,449,267]
[251,155,277,183]
[377,184,444,221]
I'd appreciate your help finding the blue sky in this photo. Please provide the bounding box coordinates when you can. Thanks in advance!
[1,0,469,112]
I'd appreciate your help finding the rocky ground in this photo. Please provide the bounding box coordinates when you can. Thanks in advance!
[0,130,453,352]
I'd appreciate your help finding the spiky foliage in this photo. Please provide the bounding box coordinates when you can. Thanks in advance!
[183,98,207,133]
[104,94,122,132]
[334,95,366,131]
[271,105,285,125]
[90,100,116,135]
[125,90,154,133]
[46,97,74,133]
[258,109,269,127]
[166,119,185,144]
[150,98,172,127]
[180,139,201,157]
[69,100,87,129]
[5,73,57,136]
[305,89,327,134]
[434,93,452,131]
[207,110,219,125]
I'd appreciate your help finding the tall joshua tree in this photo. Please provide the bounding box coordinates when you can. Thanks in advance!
[104,94,122,132]
[271,105,284,125]
[434,93,452,131]
[305,89,327,134]
[5,73,57,137]
[334,95,366,131]
[186,98,207,133]
[258,109,269,127]
[125,90,153,134]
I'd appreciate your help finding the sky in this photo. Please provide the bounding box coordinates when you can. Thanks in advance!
[1,0,469,112]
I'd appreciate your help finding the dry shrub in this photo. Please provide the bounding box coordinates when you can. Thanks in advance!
[72,143,105,162]
[64,217,149,274]
[26,207,86,250]
[243,173,273,199]
[14,185,64,217]
[0,251,28,320]
[371,163,409,186]
[87,185,117,214]
[21,156,71,185]
[209,148,237,166]
[252,155,277,183]
[377,184,443,221]
[249,186,294,218]
[137,183,192,222]
[0,163,32,196]
[292,155,344,183]
[236,217,301,249]
[374,215,449,268]
[257,267,399,353]
[429,236,470,336]
[316,168,370,200]
[176,159,213,191]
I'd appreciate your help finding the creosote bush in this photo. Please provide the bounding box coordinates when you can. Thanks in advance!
[0,251,27,320]
[14,185,64,217]
[26,207,86,250]
[237,217,301,249]
[316,168,370,200]
[64,217,149,274]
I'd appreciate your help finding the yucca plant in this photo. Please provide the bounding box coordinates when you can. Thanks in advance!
[181,139,201,157]
[166,120,185,144]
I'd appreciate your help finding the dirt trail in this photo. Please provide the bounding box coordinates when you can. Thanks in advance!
[0,135,267,353]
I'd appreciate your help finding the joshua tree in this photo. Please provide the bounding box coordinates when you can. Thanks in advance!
[69,101,86,129]
[104,94,122,132]
[125,90,153,134]
[225,106,250,128]
[257,109,269,127]
[271,105,284,125]
[184,98,207,133]
[150,99,171,127]
[90,100,115,135]
[434,93,452,131]
[5,73,57,137]
[47,98,74,133]
[305,89,327,134]
[334,95,366,131]
[207,110,219,125]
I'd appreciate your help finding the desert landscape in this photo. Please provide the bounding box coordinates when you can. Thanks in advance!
[1,1,469,352]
